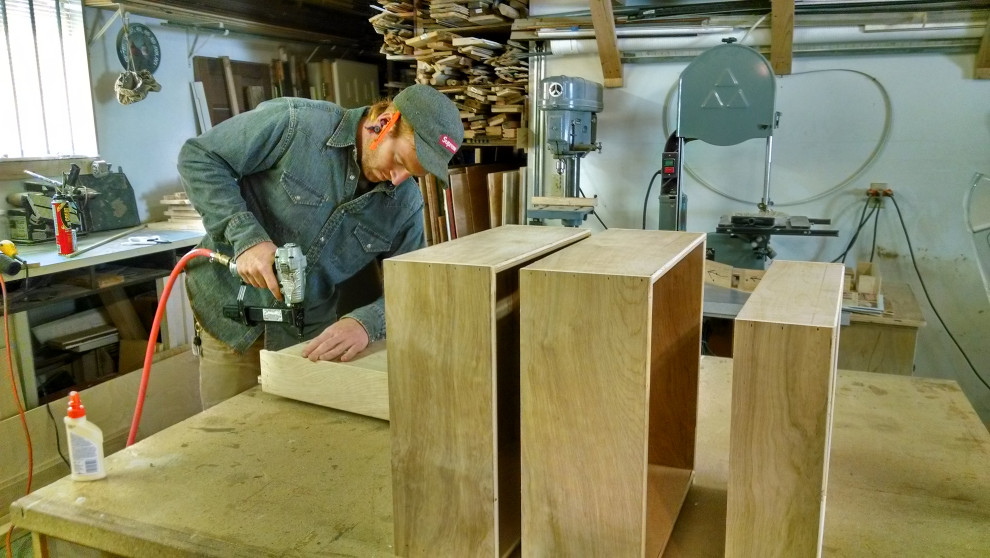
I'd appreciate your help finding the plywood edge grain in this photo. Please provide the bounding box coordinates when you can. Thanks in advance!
[384,225,589,268]
[259,341,389,420]
[736,260,843,327]
[522,229,705,278]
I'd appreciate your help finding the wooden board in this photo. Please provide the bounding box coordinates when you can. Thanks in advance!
[531,195,597,207]
[259,341,388,420]
[519,229,706,557]
[501,171,521,225]
[727,260,844,558]
[589,0,623,87]
[384,225,589,558]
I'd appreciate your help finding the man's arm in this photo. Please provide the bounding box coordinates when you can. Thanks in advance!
[178,100,296,296]
[177,100,293,259]
[302,201,426,362]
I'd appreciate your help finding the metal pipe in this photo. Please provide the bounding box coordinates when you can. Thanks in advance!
[761,135,774,211]
[563,157,580,198]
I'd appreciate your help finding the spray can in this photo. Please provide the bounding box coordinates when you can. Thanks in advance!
[52,192,77,256]
[64,391,106,481]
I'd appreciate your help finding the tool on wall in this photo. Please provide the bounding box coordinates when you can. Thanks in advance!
[531,75,604,227]
[114,11,162,105]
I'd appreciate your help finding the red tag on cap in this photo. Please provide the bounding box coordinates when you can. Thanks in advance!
[439,134,458,154]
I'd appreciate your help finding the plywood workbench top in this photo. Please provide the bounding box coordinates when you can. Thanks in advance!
[11,358,990,557]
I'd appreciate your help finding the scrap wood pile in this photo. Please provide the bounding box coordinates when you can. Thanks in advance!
[370,0,529,145]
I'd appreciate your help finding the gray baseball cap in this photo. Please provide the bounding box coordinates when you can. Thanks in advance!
[393,84,464,186]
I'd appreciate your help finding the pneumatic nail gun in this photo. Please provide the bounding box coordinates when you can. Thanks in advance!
[213,243,307,337]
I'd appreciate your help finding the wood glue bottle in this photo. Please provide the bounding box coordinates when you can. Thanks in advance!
[64,391,106,481]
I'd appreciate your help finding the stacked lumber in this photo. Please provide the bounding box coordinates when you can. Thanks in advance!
[403,31,527,144]
[376,1,529,145]
[158,192,205,232]
[421,0,529,28]
[370,1,418,59]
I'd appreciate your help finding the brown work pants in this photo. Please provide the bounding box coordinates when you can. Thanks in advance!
[197,326,264,410]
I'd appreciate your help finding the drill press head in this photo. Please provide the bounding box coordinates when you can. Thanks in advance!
[540,75,604,158]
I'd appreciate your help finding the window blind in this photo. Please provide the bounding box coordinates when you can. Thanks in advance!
[0,0,97,159]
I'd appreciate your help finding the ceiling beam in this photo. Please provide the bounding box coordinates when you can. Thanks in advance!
[589,0,622,88]
[771,0,795,75]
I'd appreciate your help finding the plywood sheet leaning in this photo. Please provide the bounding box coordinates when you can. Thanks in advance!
[519,229,707,557]
[726,259,844,558]
[259,341,388,420]
[385,224,590,558]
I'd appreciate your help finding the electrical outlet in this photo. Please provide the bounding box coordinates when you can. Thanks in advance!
[868,182,888,207]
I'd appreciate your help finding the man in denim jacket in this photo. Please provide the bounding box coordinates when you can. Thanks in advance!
[178,84,462,408]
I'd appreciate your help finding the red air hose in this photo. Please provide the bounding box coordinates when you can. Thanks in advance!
[126,248,215,447]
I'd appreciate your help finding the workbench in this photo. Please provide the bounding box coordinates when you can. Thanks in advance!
[10,357,989,557]
[3,224,204,410]
[838,281,926,375]
[704,281,925,376]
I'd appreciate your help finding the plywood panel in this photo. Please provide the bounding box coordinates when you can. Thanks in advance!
[385,225,589,558]
[727,260,844,558]
[259,341,388,420]
[520,229,706,557]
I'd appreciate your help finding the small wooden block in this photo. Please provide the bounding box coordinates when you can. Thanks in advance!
[531,196,597,207]
[259,341,388,420]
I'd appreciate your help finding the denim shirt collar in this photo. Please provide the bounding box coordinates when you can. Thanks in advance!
[327,106,401,199]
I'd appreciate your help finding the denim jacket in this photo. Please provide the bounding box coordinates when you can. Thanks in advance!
[177,97,425,352]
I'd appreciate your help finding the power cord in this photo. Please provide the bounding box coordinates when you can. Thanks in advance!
[870,200,881,262]
[577,186,608,230]
[829,196,875,264]
[642,170,663,229]
[2,274,33,558]
[37,385,70,468]
[888,194,990,392]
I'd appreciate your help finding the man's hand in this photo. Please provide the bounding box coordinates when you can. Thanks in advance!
[234,241,281,301]
[301,318,370,362]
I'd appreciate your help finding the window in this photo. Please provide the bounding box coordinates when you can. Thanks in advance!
[0,0,97,160]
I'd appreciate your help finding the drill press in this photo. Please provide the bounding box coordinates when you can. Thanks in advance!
[531,75,603,227]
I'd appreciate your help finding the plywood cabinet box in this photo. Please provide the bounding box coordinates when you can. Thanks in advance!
[519,229,707,557]
[384,224,590,557]
[726,260,844,557]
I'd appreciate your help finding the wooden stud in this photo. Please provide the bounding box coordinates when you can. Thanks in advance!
[385,225,589,557]
[976,19,990,79]
[726,260,844,558]
[770,0,795,76]
[589,0,623,87]
[220,56,240,116]
[520,229,706,557]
